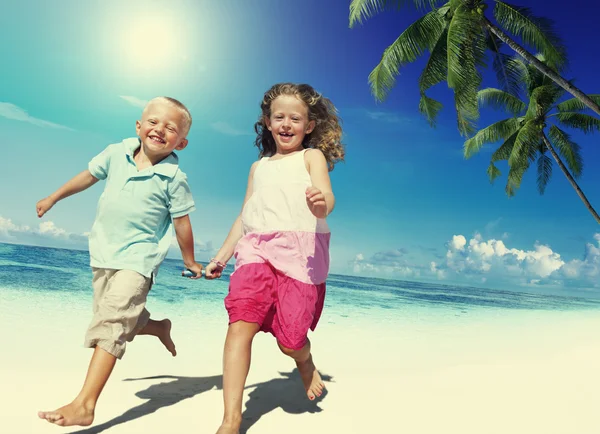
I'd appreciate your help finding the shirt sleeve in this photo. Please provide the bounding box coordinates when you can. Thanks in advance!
[167,171,196,218]
[88,144,116,180]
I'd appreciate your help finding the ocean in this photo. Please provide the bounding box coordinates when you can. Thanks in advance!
[2,241,599,318]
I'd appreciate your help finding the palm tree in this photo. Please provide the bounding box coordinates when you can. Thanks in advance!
[348,0,600,136]
[463,55,600,223]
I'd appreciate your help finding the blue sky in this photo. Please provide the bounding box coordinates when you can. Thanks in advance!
[1,0,599,295]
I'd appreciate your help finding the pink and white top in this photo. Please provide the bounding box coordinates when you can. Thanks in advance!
[233,149,331,285]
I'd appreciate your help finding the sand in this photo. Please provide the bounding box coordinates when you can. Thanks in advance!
[2,290,600,433]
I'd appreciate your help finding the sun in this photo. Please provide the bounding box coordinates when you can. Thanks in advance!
[118,12,189,76]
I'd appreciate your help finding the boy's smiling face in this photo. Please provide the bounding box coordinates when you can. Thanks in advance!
[136,101,189,159]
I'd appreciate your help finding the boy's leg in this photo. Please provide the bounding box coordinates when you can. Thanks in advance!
[278,339,325,400]
[38,346,116,427]
[125,273,177,356]
[137,318,177,356]
[217,320,260,434]
[38,269,149,427]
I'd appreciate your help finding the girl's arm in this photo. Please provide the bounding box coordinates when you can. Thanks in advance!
[205,161,259,279]
[36,170,99,218]
[305,149,335,218]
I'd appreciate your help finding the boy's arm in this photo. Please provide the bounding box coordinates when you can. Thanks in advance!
[36,170,99,218]
[172,214,203,278]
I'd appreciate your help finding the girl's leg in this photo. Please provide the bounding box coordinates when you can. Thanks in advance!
[217,320,261,434]
[277,339,325,400]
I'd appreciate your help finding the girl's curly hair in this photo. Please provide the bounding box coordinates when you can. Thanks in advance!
[254,83,345,171]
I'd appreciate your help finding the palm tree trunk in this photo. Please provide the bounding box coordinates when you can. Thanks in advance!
[484,18,600,117]
[541,133,600,224]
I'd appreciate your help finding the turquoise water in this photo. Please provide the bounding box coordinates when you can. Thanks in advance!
[2,242,600,317]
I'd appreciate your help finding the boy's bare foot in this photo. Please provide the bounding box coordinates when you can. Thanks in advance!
[216,421,240,434]
[158,319,177,356]
[38,402,94,427]
[296,354,325,400]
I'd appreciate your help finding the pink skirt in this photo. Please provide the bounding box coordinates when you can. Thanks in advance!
[225,262,326,350]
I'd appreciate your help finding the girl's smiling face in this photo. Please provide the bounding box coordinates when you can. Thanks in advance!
[266,95,315,154]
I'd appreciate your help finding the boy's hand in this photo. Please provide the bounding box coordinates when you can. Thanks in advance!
[182,262,203,279]
[205,261,223,280]
[36,197,56,218]
[306,187,327,219]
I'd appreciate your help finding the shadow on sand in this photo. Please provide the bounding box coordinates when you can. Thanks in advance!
[68,369,333,434]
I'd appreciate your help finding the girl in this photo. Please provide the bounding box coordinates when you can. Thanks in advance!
[205,82,344,433]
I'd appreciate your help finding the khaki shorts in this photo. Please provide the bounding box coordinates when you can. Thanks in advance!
[83,268,152,359]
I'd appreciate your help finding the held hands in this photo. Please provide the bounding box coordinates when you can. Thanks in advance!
[204,260,225,280]
[306,186,328,219]
[36,197,56,218]
[181,262,204,279]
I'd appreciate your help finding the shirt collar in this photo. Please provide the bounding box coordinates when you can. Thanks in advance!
[123,137,179,178]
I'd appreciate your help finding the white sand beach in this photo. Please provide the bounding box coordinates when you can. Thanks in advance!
[1,288,600,434]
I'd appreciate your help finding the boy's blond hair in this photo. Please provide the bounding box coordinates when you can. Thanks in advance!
[144,97,192,136]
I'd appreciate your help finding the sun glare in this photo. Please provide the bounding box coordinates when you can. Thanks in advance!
[117,12,190,76]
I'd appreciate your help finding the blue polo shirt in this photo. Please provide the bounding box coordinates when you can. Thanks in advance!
[87,138,195,278]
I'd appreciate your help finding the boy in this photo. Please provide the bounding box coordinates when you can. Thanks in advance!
[36,96,203,427]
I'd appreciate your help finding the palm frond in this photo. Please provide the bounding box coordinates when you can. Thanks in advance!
[555,112,600,134]
[505,165,526,196]
[447,4,487,136]
[486,34,523,97]
[418,28,448,92]
[486,130,518,185]
[548,126,583,177]
[455,92,478,137]
[493,1,566,68]
[464,117,521,158]
[491,130,518,163]
[487,162,502,183]
[506,142,537,196]
[447,4,485,91]
[368,10,446,101]
[525,85,561,119]
[419,93,444,126]
[349,0,444,27]
[536,151,552,194]
[556,95,600,113]
[508,119,540,166]
[477,88,526,114]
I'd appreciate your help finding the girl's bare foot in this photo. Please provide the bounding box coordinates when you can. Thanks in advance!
[158,319,177,356]
[216,423,240,434]
[296,354,325,400]
[38,401,94,427]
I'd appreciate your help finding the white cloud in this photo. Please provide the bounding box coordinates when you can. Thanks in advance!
[0,102,73,130]
[1,215,217,260]
[169,236,214,254]
[555,234,600,283]
[436,232,600,289]
[442,233,565,280]
[38,221,68,237]
[352,232,600,290]
[119,95,148,109]
[351,249,422,278]
[366,111,409,124]
[0,216,78,242]
[211,121,253,136]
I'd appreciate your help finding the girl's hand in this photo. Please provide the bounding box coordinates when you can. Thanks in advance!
[306,186,328,219]
[205,261,224,279]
